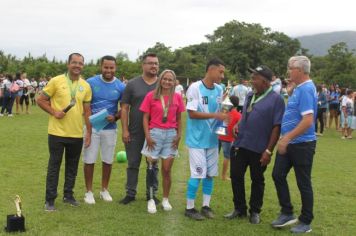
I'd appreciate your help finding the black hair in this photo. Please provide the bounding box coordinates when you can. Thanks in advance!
[206,58,225,72]
[100,55,116,65]
[6,74,13,82]
[68,53,84,64]
[15,72,21,80]
[142,53,157,62]
[229,95,239,108]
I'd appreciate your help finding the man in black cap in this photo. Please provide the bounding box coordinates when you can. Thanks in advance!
[224,65,285,224]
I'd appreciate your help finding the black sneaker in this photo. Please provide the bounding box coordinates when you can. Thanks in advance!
[63,197,79,206]
[119,195,136,205]
[201,206,214,219]
[185,208,205,220]
[290,222,312,233]
[224,209,247,219]
[45,201,56,212]
[146,195,160,205]
[271,213,298,228]
[249,212,260,224]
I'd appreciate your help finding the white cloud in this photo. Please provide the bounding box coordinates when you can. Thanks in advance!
[1,0,355,61]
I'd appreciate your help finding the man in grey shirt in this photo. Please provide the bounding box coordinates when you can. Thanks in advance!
[119,53,159,204]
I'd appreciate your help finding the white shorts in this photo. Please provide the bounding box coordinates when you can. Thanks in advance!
[188,147,219,178]
[83,129,117,164]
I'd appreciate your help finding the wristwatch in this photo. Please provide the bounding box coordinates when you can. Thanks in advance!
[265,149,272,156]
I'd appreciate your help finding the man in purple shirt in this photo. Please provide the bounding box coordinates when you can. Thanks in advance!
[225,65,285,224]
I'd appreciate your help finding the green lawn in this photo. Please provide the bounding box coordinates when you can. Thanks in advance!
[0,106,355,235]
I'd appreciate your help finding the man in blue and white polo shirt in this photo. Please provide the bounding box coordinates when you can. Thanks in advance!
[184,58,228,220]
[272,56,317,234]
[83,55,125,204]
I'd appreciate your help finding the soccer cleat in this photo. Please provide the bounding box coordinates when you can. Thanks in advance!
[84,191,96,204]
[271,213,298,228]
[185,208,205,220]
[100,189,113,202]
[200,206,214,219]
[147,199,157,214]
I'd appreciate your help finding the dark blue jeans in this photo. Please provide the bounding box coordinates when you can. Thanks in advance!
[45,135,83,202]
[1,93,16,114]
[272,141,316,224]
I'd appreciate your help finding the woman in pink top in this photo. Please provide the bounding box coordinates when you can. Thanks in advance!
[140,69,185,214]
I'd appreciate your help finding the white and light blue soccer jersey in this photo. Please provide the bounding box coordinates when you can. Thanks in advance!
[87,75,126,130]
[281,80,317,144]
[185,80,223,148]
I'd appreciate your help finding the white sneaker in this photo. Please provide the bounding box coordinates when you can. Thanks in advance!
[84,191,95,204]
[147,199,157,214]
[100,189,113,202]
[162,198,172,211]
[0,114,3,117]
[8,114,13,117]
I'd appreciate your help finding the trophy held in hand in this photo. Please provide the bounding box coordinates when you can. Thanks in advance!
[215,96,233,136]
[5,195,25,232]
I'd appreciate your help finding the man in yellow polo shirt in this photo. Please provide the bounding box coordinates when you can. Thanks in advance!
[37,53,92,211]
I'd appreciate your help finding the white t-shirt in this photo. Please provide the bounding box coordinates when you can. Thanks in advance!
[271,78,282,94]
[342,96,354,116]
[175,84,184,96]
[232,84,249,106]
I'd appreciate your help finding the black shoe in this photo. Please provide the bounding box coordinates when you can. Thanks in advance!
[119,195,136,205]
[63,197,79,206]
[249,212,260,224]
[146,195,160,205]
[185,208,205,220]
[44,200,56,212]
[224,209,247,219]
[201,206,214,219]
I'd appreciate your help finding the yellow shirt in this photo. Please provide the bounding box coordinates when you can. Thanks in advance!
[43,74,92,138]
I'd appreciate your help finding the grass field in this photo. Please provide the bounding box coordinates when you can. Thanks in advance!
[0,106,355,235]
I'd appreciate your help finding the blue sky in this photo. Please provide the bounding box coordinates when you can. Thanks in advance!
[1,0,355,61]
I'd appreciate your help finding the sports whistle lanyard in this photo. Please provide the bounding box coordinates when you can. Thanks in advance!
[160,95,170,123]
[65,73,79,104]
[247,87,273,112]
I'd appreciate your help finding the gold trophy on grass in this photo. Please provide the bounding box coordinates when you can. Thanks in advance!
[5,195,26,232]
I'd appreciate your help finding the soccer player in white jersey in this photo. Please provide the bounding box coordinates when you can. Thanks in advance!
[184,58,228,220]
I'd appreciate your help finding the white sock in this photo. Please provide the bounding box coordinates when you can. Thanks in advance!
[186,199,195,209]
[163,197,169,202]
[202,194,211,207]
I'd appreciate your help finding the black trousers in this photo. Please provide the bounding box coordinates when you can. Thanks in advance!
[230,148,267,214]
[272,141,316,224]
[124,134,158,198]
[315,108,326,133]
[45,135,83,202]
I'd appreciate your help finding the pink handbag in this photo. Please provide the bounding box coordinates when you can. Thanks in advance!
[10,82,20,93]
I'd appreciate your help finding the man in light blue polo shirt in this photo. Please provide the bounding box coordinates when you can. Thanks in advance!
[271,56,317,234]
